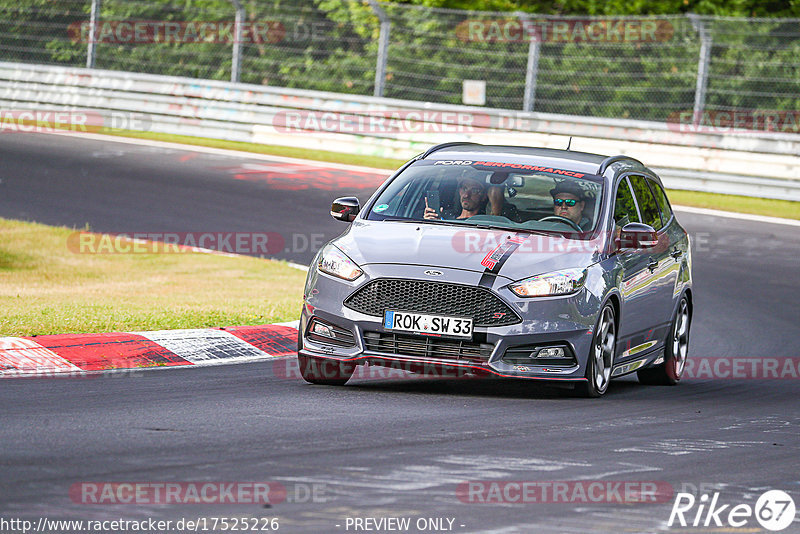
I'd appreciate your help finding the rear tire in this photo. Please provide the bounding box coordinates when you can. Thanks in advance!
[637,296,690,386]
[576,304,616,398]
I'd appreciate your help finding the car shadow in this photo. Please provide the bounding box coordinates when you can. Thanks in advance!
[339,372,647,400]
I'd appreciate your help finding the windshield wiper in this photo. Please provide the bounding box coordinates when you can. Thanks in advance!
[447,220,547,235]
[416,219,466,228]
[378,217,465,228]
[507,227,547,236]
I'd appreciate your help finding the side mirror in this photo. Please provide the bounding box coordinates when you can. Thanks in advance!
[331,197,360,222]
[617,222,658,250]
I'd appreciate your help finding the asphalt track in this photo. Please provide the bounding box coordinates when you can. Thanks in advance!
[1,133,799,533]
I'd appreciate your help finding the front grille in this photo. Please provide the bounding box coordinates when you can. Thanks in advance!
[344,279,520,327]
[363,331,493,363]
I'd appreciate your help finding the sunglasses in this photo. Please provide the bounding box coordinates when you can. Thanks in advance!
[554,198,579,207]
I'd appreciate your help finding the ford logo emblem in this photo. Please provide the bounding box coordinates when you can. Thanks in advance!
[424,270,443,276]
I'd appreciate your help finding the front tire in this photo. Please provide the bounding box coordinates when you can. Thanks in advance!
[577,304,616,398]
[297,329,354,386]
[297,354,355,386]
[637,296,690,386]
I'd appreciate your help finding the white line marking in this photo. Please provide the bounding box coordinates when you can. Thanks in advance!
[286,262,309,272]
[582,462,663,479]
[673,205,800,227]
[273,320,300,329]
[614,439,765,456]
[46,131,392,174]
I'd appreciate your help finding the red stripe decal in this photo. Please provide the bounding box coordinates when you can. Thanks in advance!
[28,332,193,371]
[223,325,298,356]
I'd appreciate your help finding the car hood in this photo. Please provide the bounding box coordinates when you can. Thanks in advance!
[333,220,604,282]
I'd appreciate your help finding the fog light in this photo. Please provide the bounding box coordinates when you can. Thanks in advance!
[306,318,357,347]
[312,321,334,338]
[536,347,567,359]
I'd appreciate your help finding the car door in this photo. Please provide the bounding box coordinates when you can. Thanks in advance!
[627,175,675,346]
[612,176,660,358]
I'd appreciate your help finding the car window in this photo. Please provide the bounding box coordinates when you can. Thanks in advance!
[366,159,604,236]
[648,179,673,226]
[628,175,663,231]
[613,177,640,227]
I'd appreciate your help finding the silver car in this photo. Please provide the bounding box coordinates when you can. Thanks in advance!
[298,143,692,397]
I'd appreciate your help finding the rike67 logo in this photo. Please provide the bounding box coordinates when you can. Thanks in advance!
[668,490,796,531]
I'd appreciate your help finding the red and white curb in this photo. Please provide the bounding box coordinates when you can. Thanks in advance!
[0,322,300,378]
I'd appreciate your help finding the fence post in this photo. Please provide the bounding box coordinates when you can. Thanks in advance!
[368,0,390,98]
[689,14,712,125]
[518,12,540,112]
[86,0,101,68]
[230,0,245,83]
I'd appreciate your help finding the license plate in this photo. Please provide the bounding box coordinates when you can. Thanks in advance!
[383,311,473,339]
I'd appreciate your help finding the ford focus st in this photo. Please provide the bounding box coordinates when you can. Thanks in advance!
[298,143,692,397]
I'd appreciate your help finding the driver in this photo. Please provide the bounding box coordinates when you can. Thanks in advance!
[550,181,591,229]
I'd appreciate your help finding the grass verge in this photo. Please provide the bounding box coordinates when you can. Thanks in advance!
[667,190,800,220]
[108,130,800,221]
[0,218,305,336]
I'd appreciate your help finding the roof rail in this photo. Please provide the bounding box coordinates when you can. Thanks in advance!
[597,155,643,175]
[419,142,481,159]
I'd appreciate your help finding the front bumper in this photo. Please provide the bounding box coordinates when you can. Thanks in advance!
[300,264,605,382]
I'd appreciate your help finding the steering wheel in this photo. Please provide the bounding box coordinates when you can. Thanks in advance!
[538,215,583,232]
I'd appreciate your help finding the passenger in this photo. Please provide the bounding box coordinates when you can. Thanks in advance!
[425,176,487,220]
[424,176,510,221]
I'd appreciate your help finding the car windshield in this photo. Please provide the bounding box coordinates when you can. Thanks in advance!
[366,159,604,235]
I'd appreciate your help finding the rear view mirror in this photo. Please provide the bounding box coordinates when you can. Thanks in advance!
[617,222,658,249]
[507,174,525,187]
[331,197,360,222]
[488,172,524,187]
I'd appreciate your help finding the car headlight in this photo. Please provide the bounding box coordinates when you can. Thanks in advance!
[318,244,363,281]
[509,268,587,298]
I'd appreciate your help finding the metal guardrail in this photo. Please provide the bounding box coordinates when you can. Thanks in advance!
[7,2,800,125]
[1,61,799,200]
